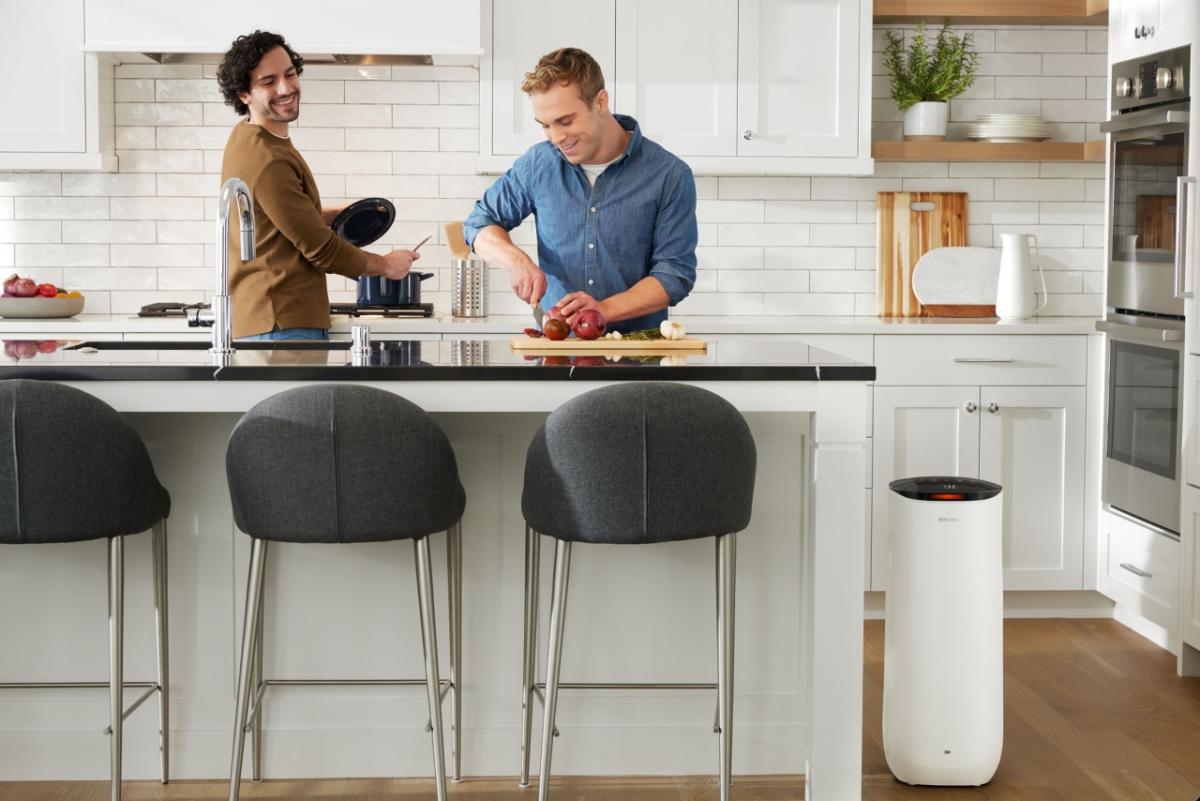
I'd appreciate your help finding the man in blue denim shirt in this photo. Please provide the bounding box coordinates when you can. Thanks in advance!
[463,48,697,333]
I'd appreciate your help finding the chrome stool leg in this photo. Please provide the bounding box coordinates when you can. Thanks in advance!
[250,579,265,782]
[229,538,268,801]
[519,526,541,788]
[108,536,125,801]
[716,533,737,801]
[151,520,170,785]
[447,522,463,782]
[537,539,571,801]
[415,535,448,801]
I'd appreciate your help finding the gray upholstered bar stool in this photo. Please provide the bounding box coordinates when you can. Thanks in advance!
[0,379,171,801]
[519,383,756,801]
[224,384,466,801]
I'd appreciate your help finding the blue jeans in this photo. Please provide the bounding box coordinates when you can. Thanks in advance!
[241,325,329,341]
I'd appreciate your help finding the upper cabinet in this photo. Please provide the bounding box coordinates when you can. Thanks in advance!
[0,0,113,170]
[1109,0,1195,63]
[486,0,616,157]
[478,0,873,175]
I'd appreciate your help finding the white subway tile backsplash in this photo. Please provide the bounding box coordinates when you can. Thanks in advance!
[392,105,478,128]
[5,25,1105,318]
[15,197,108,220]
[111,244,204,267]
[346,128,440,152]
[0,221,60,243]
[63,221,155,244]
[343,175,440,198]
[16,244,108,267]
[345,81,438,104]
[996,30,1086,53]
[156,79,224,103]
[1041,293,1102,316]
[116,102,204,126]
[111,197,204,220]
[697,200,765,223]
[64,267,157,290]
[0,174,62,196]
[994,178,1086,201]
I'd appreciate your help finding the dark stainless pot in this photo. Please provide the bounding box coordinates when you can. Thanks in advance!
[356,272,434,306]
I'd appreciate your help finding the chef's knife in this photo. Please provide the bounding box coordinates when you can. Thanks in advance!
[532,303,544,328]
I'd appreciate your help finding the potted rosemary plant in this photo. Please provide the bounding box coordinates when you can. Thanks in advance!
[883,21,979,140]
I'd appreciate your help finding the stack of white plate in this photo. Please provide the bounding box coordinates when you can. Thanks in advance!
[964,114,1052,143]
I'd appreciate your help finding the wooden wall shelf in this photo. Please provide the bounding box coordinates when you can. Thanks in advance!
[874,0,1108,25]
[873,140,1106,162]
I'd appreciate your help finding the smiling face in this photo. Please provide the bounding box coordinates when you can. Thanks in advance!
[529,81,610,165]
[238,46,301,134]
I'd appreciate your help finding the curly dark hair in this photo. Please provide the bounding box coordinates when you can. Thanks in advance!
[216,31,304,117]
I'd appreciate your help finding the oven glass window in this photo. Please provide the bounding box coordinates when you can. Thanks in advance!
[1111,131,1187,263]
[1107,340,1179,478]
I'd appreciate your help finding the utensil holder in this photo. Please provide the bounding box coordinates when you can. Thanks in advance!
[449,339,489,366]
[452,258,488,318]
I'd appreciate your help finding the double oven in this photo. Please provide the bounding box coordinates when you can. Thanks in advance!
[1099,45,1191,536]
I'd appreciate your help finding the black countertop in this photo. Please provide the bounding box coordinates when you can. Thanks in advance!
[0,337,876,382]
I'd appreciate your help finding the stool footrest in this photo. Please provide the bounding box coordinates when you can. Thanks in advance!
[536,681,718,691]
[244,678,456,733]
[0,681,164,737]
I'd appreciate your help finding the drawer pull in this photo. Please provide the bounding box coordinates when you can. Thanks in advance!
[1119,562,1152,578]
[953,357,1014,364]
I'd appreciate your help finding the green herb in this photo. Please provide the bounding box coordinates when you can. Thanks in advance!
[883,20,979,112]
[618,328,664,341]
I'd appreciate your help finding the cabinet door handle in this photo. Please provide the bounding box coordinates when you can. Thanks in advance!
[954,357,1014,364]
[964,401,978,413]
[987,402,999,414]
[743,129,754,141]
[1119,562,1152,579]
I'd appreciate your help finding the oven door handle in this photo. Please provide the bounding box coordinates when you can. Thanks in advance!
[1179,176,1197,300]
[1100,107,1190,133]
[1095,319,1184,344]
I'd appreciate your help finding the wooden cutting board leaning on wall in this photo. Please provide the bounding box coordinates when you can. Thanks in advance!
[876,192,969,316]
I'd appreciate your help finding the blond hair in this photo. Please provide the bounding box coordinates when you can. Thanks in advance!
[521,47,605,104]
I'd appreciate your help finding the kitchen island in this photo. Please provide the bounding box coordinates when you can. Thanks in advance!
[0,335,872,800]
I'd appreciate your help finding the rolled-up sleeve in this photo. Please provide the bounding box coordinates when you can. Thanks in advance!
[463,154,536,249]
[255,160,370,278]
[648,164,698,305]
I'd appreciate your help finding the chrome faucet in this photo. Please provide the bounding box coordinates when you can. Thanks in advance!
[214,178,254,354]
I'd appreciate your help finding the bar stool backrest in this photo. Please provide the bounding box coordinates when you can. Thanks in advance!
[0,379,170,544]
[225,384,465,543]
[522,382,757,544]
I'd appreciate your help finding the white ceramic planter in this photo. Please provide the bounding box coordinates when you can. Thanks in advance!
[903,101,949,140]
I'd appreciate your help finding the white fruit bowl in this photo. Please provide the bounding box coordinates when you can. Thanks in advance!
[0,295,85,318]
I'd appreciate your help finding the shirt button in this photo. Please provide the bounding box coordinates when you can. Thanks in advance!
[588,279,594,286]
[590,206,597,213]
[588,243,595,249]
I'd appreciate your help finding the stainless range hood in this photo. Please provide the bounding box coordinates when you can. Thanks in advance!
[141,53,436,66]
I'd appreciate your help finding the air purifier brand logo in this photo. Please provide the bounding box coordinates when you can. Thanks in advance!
[937,517,959,523]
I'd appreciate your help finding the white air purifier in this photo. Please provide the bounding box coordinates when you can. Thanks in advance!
[883,476,1004,786]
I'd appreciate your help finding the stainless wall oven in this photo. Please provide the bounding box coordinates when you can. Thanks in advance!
[1099,45,1192,536]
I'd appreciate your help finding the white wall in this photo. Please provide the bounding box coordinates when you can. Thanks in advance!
[0,25,1108,318]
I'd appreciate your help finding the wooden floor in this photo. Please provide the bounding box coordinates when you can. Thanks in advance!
[4,619,1199,801]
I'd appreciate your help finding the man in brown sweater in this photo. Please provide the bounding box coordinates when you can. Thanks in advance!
[217,30,418,339]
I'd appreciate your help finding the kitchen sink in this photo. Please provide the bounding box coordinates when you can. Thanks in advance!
[66,340,352,351]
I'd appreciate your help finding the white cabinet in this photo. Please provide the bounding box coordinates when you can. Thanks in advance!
[870,336,1090,592]
[1110,0,1195,63]
[614,0,738,157]
[1181,485,1200,653]
[872,385,1086,592]
[737,0,862,159]
[0,0,113,170]
[479,0,873,174]
[483,0,616,158]
[1100,507,1179,632]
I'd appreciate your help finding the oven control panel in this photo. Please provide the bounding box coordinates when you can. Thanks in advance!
[1112,44,1189,112]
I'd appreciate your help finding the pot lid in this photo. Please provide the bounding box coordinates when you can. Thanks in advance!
[330,197,396,248]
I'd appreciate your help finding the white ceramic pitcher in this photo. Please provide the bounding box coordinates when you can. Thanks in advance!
[995,233,1047,320]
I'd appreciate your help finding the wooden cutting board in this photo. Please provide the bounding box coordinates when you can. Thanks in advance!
[876,192,969,317]
[510,335,707,351]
